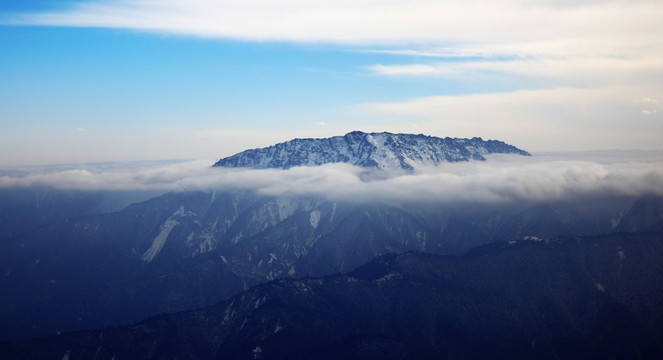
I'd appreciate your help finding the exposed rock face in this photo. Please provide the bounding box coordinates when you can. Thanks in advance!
[213,131,530,170]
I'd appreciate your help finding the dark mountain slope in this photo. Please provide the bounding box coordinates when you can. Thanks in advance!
[1,190,660,341]
[616,194,663,232]
[0,187,161,240]
[3,231,662,359]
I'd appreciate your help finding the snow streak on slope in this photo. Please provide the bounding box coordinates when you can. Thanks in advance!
[213,131,530,170]
[141,207,189,262]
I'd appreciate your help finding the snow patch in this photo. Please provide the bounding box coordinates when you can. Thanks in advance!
[293,245,309,258]
[293,281,312,294]
[374,272,402,285]
[523,236,543,241]
[276,198,295,221]
[192,232,217,256]
[366,134,402,169]
[141,206,190,262]
[330,202,337,224]
[141,217,178,262]
[416,231,426,251]
[223,300,235,323]
[254,295,267,309]
[231,231,244,244]
[265,270,280,280]
[253,346,262,360]
[309,209,321,228]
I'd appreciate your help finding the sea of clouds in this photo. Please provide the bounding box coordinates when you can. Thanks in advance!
[1,151,662,204]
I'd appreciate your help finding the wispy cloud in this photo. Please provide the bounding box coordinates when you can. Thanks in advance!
[9,2,657,100]
[3,0,662,50]
[370,64,446,76]
[368,57,663,87]
[3,0,662,158]
[365,86,663,151]
[1,152,662,204]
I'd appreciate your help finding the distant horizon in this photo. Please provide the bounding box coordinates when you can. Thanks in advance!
[2,136,663,168]
[2,139,663,168]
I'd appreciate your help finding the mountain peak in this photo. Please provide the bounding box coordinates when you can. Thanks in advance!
[213,131,530,170]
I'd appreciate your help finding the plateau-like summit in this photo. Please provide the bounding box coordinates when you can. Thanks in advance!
[213,131,530,170]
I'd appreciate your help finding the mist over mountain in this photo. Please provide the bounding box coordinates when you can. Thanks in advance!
[3,0,663,355]
[213,131,530,170]
[0,135,662,358]
[0,187,164,240]
[1,188,661,341]
[2,151,661,204]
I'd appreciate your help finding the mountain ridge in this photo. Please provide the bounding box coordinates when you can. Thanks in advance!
[2,190,660,341]
[213,131,530,170]
[3,231,661,359]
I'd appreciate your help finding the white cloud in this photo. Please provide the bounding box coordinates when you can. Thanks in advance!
[3,1,662,157]
[5,2,662,94]
[370,64,445,76]
[368,57,663,87]
[3,0,662,52]
[365,86,663,152]
[1,152,662,204]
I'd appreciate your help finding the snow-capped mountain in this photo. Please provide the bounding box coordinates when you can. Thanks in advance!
[213,131,530,170]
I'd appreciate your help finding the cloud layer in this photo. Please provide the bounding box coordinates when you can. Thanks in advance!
[5,1,662,78]
[366,87,663,152]
[2,152,662,204]
[4,1,661,48]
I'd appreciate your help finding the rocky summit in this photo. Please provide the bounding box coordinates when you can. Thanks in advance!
[213,131,530,170]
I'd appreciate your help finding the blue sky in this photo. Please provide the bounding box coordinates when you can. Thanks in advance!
[1,0,662,165]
